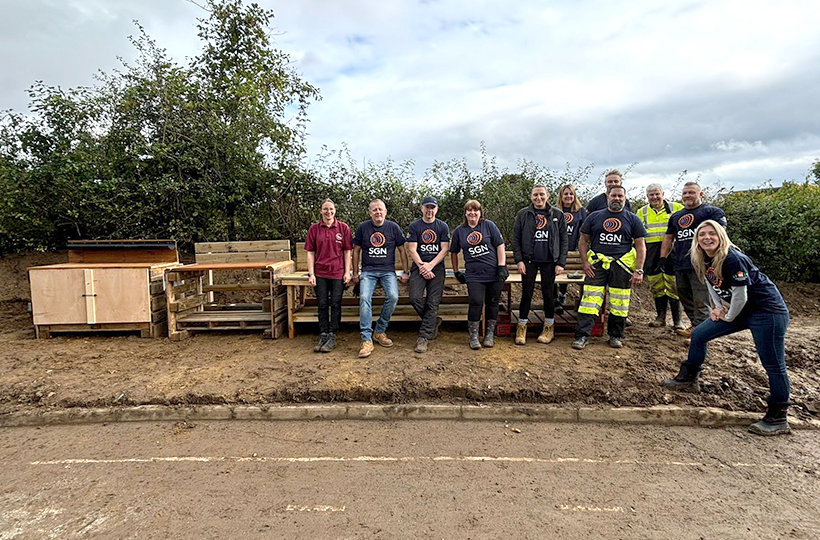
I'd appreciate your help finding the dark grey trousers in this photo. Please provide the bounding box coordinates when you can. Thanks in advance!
[675,269,711,327]
[409,264,446,339]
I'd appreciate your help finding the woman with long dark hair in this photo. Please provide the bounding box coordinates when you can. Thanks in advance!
[663,220,791,435]
[450,200,507,349]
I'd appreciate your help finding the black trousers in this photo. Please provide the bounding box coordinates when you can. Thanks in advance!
[314,277,344,334]
[409,264,446,338]
[519,261,556,321]
[467,280,504,322]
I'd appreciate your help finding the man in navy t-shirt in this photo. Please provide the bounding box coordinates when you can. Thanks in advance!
[573,185,646,350]
[586,169,632,214]
[352,199,409,358]
[406,196,450,353]
[661,181,727,336]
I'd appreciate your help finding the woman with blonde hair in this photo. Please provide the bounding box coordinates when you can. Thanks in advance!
[663,220,791,435]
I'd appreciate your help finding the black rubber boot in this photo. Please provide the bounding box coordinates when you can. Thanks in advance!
[670,300,686,331]
[468,321,481,350]
[483,320,496,348]
[663,363,702,392]
[748,402,791,436]
[649,297,668,327]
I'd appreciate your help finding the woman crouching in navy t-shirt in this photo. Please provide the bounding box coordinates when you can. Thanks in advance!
[664,220,791,435]
[450,200,507,350]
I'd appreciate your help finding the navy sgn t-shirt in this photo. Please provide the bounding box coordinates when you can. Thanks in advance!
[705,248,788,315]
[450,220,504,283]
[562,207,587,251]
[353,220,406,272]
[580,209,647,257]
[666,204,727,271]
[531,208,553,263]
[407,218,450,266]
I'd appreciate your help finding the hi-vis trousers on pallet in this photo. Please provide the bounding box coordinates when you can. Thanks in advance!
[575,249,636,339]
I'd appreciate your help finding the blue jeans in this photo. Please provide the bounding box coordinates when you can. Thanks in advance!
[685,311,790,404]
[359,271,400,342]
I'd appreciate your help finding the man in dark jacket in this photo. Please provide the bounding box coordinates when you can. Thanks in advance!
[512,184,569,345]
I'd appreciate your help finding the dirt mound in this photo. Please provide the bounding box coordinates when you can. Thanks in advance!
[2,251,818,421]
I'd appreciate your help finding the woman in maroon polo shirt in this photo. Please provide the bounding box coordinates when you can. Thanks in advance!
[305,199,353,352]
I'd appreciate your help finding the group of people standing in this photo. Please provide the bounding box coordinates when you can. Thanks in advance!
[305,170,792,435]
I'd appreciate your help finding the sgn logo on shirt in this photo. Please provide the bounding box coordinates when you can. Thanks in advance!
[369,232,388,257]
[419,229,440,252]
[466,231,489,257]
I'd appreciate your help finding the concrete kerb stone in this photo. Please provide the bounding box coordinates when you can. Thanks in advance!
[0,404,818,430]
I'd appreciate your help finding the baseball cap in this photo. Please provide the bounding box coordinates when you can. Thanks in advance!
[421,196,438,207]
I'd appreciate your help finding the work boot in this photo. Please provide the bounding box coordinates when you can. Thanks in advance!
[662,363,702,392]
[314,333,329,353]
[483,319,497,348]
[670,300,686,331]
[319,333,337,353]
[649,297,668,327]
[748,402,791,436]
[358,341,374,358]
[414,337,428,353]
[554,294,565,315]
[373,332,394,347]
[537,323,554,344]
[608,336,623,348]
[676,326,693,338]
[468,321,481,350]
[571,336,589,350]
[515,323,527,345]
[625,317,633,328]
[431,316,443,340]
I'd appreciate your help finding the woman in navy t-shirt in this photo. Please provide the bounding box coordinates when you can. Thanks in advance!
[664,220,791,436]
[450,200,507,350]
[556,184,587,309]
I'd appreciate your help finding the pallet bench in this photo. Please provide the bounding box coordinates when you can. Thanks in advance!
[164,241,294,341]
[280,243,596,338]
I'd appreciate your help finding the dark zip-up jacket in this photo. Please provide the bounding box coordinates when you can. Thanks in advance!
[512,204,569,267]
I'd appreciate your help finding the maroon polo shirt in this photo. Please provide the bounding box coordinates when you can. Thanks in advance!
[304,219,353,279]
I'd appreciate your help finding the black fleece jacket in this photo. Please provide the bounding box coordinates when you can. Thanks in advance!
[512,204,568,267]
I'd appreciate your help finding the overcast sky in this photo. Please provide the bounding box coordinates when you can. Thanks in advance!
[3,0,819,193]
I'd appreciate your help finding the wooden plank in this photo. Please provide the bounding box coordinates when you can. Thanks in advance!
[33,322,151,334]
[84,269,96,324]
[68,248,179,265]
[171,280,199,296]
[194,251,291,264]
[177,310,272,322]
[290,304,469,324]
[150,295,166,312]
[29,268,87,325]
[150,280,165,295]
[195,240,291,254]
[202,283,270,292]
[166,270,206,281]
[170,293,208,313]
[150,321,168,338]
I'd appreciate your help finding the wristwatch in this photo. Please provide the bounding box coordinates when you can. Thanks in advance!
[635,269,644,275]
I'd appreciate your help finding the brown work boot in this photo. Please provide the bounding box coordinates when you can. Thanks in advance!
[676,326,693,337]
[358,341,374,358]
[515,323,527,345]
[537,323,554,344]
[373,332,394,347]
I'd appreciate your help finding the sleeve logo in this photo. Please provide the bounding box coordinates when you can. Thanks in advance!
[678,213,695,228]
[466,231,484,245]
[603,218,622,232]
[734,270,748,280]
[369,232,386,247]
[421,229,438,243]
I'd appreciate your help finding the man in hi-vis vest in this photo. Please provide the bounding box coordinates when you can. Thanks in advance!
[572,185,647,350]
[636,184,684,329]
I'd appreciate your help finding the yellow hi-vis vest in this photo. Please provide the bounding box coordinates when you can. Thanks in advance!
[637,200,684,244]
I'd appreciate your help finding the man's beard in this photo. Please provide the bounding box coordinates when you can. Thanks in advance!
[608,201,623,211]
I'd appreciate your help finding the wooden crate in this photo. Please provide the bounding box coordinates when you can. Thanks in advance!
[29,240,178,338]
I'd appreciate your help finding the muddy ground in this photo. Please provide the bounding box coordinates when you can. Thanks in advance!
[1,252,819,419]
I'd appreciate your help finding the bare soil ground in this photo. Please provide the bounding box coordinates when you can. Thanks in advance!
[2,252,819,420]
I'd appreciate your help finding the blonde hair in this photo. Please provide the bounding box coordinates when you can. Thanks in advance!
[690,220,736,283]
[558,184,582,212]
